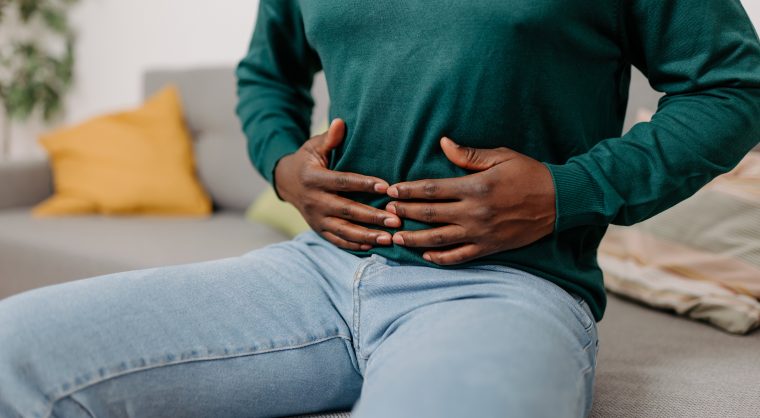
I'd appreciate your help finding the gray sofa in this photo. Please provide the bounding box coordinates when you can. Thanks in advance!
[1,68,758,418]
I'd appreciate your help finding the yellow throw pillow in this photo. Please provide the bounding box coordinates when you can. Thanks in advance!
[246,187,311,238]
[33,86,212,217]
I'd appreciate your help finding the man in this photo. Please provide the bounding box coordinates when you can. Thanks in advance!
[1,1,758,417]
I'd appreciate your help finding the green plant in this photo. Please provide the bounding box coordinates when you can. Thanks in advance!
[0,0,79,157]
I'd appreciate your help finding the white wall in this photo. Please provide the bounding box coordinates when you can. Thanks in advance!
[8,0,260,158]
[5,0,760,159]
[65,0,258,123]
[747,2,760,26]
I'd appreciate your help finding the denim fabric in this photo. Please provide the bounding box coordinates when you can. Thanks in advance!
[0,231,598,418]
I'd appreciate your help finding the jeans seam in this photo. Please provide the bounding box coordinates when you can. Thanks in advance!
[65,393,96,418]
[41,334,351,418]
[581,340,597,376]
[351,258,374,362]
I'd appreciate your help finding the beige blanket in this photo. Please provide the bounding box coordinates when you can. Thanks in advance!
[599,153,760,334]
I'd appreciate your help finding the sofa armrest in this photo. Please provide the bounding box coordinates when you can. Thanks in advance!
[0,159,53,210]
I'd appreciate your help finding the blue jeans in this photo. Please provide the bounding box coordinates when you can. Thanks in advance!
[0,231,598,418]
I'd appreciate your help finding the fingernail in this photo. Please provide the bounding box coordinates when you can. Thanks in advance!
[360,244,372,251]
[393,234,405,245]
[384,217,400,227]
[374,183,387,193]
[442,136,457,147]
[376,234,391,245]
[423,253,432,261]
[385,203,397,215]
[387,186,399,198]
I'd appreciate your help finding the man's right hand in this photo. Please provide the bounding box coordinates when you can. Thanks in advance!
[274,118,400,251]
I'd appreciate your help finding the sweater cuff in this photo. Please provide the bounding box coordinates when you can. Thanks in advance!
[250,136,300,198]
[543,161,609,232]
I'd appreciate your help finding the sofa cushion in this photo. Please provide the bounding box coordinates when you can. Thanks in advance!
[0,208,287,299]
[590,295,760,418]
[246,187,311,238]
[194,132,270,212]
[143,68,265,212]
[142,68,331,212]
[34,86,212,217]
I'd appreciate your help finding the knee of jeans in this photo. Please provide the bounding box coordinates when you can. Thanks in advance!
[0,290,60,383]
[1,295,33,350]
[0,293,55,415]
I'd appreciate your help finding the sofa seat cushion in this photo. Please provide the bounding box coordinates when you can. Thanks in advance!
[590,295,760,417]
[0,208,287,298]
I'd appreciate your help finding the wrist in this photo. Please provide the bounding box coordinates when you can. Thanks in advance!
[272,153,295,202]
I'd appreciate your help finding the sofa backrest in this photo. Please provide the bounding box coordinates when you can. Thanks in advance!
[143,67,262,213]
[143,67,330,213]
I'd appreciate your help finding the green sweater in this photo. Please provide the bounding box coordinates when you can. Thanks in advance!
[236,0,760,320]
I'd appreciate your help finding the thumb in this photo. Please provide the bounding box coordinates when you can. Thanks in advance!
[316,118,346,156]
[440,137,513,171]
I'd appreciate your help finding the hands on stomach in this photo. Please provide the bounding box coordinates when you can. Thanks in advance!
[274,119,557,265]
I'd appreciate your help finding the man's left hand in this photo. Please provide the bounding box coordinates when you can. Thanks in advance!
[386,137,556,265]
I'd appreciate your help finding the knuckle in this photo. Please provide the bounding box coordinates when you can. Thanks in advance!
[403,233,415,246]
[340,205,353,219]
[473,182,491,197]
[301,197,319,214]
[423,182,439,197]
[298,168,312,185]
[464,146,478,162]
[302,142,317,156]
[433,233,445,245]
[423,206,437,222]
[335,175,350,190]
[474,205,496,221]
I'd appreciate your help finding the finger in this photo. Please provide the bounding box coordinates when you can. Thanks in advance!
[440,136,515,171]
[387,177,468,200]
[392,225,468,248]
[309,169,390,194]
[321,216,393,246]
[320,231,372,251]
[422,244,483,265]
[327,196,401,228]
[385,201,461,224]
[315,118,346,156]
